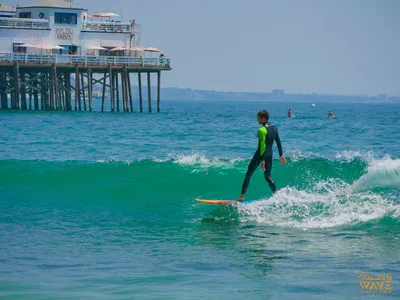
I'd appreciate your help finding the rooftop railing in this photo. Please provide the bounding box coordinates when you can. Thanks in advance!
[0,53,170,68]
[0,17,50,29]
[82,21,140,33]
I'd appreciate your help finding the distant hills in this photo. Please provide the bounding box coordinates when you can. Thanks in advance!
[158,88,399,103]
[93,85,399,103]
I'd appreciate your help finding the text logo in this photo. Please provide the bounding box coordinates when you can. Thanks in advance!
[56,28,73,40]
[359,274,392,295]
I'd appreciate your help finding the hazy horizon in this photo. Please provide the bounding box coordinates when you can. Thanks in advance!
[153,85,397,98]
[7,0,400,96]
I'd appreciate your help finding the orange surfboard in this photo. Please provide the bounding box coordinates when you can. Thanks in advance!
[195,198,238,205]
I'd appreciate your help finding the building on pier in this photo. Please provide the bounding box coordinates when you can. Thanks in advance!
[0,0,171,112]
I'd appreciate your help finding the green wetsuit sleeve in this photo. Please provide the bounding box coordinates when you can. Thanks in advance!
[274,128,283,156]
[257,126,267,156]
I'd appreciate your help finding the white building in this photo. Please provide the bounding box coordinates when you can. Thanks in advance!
[0,0,143,57]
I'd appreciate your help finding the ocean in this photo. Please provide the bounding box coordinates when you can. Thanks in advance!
[0,99,399,299]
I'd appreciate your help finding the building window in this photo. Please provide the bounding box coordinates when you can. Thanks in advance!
[55,12,78,25]
[13,43,27,53]
[19,12,32,19]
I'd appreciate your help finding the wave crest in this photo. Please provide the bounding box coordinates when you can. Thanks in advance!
[345,158,400,193]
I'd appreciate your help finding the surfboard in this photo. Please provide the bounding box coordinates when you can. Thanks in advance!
[195,199,237,205]
[195,198,260,205]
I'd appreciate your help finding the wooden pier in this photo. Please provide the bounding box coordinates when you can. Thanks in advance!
[0,53,171,112]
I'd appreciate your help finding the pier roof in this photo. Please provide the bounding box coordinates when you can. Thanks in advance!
[18,0,84,10]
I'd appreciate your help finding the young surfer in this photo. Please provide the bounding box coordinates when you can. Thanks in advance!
[236,110,286,201]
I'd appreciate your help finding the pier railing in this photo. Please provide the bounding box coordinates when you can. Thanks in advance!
[0,17,50,30]
[0,53,170,68]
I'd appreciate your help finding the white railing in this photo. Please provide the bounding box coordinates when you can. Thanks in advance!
[0,53,170,68]
[82,21,138,33]
[0,17,50,30]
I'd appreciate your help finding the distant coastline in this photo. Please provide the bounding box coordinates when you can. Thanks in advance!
[91,85,399,103]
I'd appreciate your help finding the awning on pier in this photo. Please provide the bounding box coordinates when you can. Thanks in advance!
[88,12,119,20]
[99,12,119,17]
[129,46,144,51]
[110,46,128,51]
[143,47,161,52]
[35,44,65,50]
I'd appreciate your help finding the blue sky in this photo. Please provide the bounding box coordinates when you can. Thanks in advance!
[11,0,400,95]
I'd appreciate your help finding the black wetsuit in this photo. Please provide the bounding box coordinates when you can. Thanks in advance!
[241,122,283,195]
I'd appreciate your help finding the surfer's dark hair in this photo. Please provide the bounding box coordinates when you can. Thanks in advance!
[257,110,269,121]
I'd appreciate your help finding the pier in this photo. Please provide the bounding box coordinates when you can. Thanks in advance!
[0,53,171,112]
[0,0,172,112]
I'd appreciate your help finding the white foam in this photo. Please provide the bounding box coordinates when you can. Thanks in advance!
[235,187,398,230]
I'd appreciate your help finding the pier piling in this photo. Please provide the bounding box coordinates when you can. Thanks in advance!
[74,65,79,111]
[81,72,87,111]
[28,82,32,110]
[65,72,72,111]
[128,71,133,112]
[138,72,143,112]
[101,71,106,112]
[123,66,129,112]
[20,71,26,110]
[88,69,93,112]
[14,63,20,110]
[108,65,114,112]
[157,71,161,113]
[147,72,151,113]
[50,65,55,110]
[115,71,119,112]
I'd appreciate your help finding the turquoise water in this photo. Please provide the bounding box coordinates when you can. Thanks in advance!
[0,100,399,299]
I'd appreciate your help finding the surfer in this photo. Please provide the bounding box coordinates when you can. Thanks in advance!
[287,109,293,117]
[236,110,286,201]
[328,111,335,118]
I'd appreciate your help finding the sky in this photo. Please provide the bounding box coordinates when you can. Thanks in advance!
[9,0,400,95]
